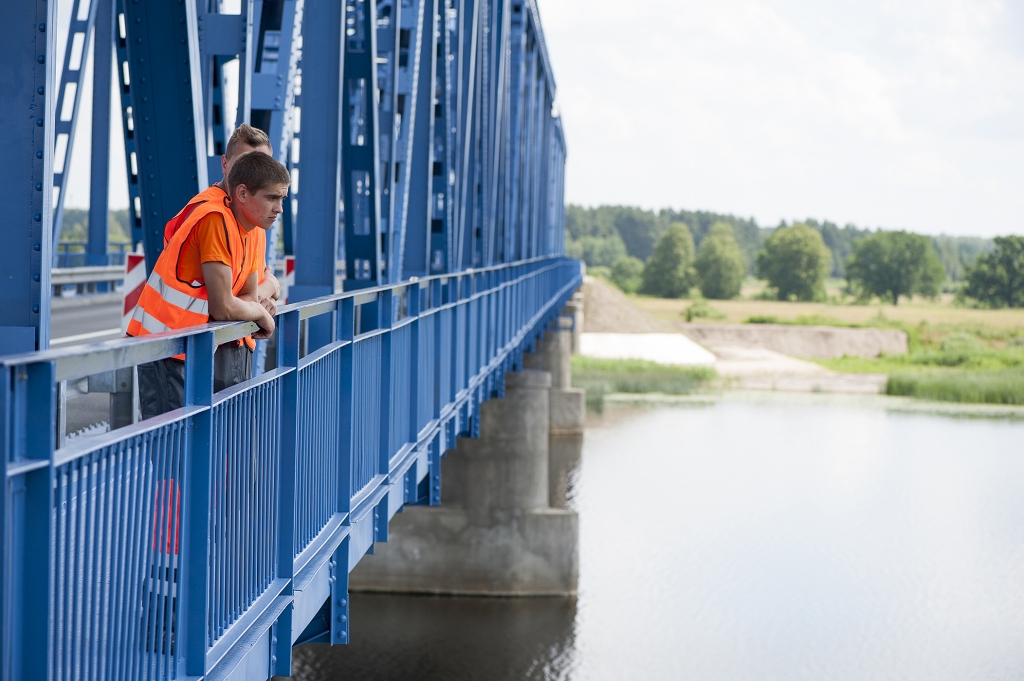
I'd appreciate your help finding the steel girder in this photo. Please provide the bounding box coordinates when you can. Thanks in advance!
[0,0,57,352]
[1,0,565,349]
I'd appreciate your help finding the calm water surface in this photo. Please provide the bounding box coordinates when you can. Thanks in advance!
[294,393,1024,680]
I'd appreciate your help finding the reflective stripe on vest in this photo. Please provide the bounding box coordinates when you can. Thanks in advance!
[127,197,247,349]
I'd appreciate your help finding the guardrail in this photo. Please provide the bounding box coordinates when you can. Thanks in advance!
[51,265,127,298]
[1,255,582,681]
[54,242,133,268]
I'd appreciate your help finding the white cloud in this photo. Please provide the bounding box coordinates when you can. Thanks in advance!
[541,0,1024,235]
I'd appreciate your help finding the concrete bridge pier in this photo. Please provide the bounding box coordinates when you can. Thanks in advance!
[350,313,584,596]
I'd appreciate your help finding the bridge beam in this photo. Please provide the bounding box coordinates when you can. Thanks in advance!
[120,0,208,273]
[0,0,57,352]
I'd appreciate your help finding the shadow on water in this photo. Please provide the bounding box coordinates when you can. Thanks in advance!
[291,593,577,681]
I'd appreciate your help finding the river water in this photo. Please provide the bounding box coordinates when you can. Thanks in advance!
[293,393,1024,681]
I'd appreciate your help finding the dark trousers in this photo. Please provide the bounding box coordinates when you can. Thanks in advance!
[138,343,253,421]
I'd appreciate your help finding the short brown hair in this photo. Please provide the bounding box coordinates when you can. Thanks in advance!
[225,123,272,159]
[226,151,290,195]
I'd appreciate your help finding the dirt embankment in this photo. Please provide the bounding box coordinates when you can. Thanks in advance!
[582,277,906,360]
[582,277,673,333]
[680,324,907,359]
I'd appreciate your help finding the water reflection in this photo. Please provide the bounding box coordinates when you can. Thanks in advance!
[292,593,576,680]
[295,394,1024,681]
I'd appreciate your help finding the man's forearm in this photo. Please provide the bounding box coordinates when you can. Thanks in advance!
[212,296,268,324]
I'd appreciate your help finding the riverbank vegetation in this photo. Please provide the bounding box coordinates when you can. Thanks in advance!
[570,356,716,411]
[567,204,1021,309]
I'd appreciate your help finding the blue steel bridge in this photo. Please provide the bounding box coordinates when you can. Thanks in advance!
[0,0,577,679]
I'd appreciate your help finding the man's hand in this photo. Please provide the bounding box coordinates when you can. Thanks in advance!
[259,294,278,316]
[202,262,277,339]
[259,266,282,301]
[253,308,276,339]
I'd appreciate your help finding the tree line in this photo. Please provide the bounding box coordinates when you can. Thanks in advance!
[566,205,1023,308]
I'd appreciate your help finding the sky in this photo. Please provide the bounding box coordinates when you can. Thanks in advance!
[61,0,1024,238]
[539,0,1024,237]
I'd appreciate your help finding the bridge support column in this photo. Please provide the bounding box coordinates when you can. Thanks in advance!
[350,369,578,596]
[524,310,586,515]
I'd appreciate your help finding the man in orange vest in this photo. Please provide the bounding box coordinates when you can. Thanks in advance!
[164,123,282,303]
[129,151,291,419]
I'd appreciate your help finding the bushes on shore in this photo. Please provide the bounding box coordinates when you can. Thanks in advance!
[886,369,1024,405]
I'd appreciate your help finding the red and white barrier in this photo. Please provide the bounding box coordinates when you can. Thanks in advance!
[283,255,295,304]
[121,253,146,333]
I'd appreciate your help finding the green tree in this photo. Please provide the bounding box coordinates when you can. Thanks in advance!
[610,255,644,293]
[755,223,831,301]
[641,222,696,298]
[694,222,746,299]
[845,230,945,304]
[964,236,1024,308]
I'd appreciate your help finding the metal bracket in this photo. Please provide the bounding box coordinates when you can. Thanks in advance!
[198,13,246,56]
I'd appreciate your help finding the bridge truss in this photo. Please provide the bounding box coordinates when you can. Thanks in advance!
[0,0,573,678]
[0,0,566,352]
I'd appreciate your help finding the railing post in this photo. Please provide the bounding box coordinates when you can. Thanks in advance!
[274,309,301,676]
[337,297,356,518]
[182,331,215,677]
[431,278,442,421]
[376,289,393,542]
[408,282,421,443]
[13,361,57,681]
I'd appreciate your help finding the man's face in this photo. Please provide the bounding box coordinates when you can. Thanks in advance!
[221,143,272,179]
[234,183,289,231]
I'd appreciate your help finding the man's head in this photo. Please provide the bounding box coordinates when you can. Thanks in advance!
[221,124,272,180]
[226,152,291,232]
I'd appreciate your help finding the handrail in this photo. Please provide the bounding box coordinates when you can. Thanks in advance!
[1,255,583,681]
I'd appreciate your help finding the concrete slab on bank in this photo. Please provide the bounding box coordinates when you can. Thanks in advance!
[580,332,716,366]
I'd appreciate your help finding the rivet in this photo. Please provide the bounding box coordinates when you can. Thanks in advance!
[339,631,347,639]
[340,615,347,622]
[36,118,44,127]
[38,23,46,32]
[36,86,44,95]
[33,274,40,282]
[33,305,39,313]
[340,598,348,606]
[33,243,40,251]
[35,183,42,191]
[37,55,45,64]
[36,151,43,159]
[33,213,41,222]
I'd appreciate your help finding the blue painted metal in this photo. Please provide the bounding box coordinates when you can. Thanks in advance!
[291,0,346,343]
[50,0,99,251]
[118,0,208,273]
[87,0,114,270]
[1,256,579,680]
[341,0,384,287]
[0,0,57,353]
[4,0,569,675]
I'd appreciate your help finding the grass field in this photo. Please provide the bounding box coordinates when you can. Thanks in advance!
[592,274,1024,406]
[570,356,716,411]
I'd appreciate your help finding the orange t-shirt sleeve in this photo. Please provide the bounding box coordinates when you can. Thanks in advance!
[175,213,233,286]
[195,214,234,267]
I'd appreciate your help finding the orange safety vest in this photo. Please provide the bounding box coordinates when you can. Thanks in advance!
[127,194,260,352]
[165,185,267,283]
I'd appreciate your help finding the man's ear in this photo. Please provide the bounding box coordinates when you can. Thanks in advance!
[221,155,229,177]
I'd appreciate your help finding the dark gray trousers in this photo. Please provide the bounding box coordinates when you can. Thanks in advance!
[138,343,253,421]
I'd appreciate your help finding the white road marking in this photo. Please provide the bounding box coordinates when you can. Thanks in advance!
[51,328,124,345]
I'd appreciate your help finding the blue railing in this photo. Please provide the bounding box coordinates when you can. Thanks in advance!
[1,256,582,681]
